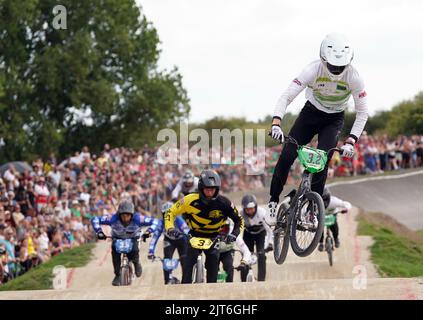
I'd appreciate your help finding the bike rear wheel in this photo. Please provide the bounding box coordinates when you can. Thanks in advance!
[290,191,325,257]
[273,203,291,265]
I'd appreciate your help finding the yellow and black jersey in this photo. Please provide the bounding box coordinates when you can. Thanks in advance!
[164,193,244,238]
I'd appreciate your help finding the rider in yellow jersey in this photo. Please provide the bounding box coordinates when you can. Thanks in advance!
[164,169,244,283]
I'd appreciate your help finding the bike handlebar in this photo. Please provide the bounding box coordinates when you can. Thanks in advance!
[268,132,342,157]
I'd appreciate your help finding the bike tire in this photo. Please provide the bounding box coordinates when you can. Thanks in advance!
[326,237,334,266]
[120,266,130,286]
[197,261,204,283]
[290,191,325,257]
[273,204,291,265]
[193,259,204,283]
[246,269,255,282]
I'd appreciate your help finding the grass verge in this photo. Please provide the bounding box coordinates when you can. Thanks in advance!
[357,212,423,277]
[0,243,95,291]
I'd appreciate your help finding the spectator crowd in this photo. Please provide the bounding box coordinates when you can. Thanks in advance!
[1,133,422,285]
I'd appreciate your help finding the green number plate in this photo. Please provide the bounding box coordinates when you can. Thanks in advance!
[297,146,328,173]
[324,214,337,227]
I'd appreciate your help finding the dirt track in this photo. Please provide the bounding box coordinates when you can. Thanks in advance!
[1,171,423,300]
[3,207,422,300]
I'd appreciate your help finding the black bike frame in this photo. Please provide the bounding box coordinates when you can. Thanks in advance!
[275,135,340,230]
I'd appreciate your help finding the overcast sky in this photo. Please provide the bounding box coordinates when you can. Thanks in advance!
[137,0,423,123]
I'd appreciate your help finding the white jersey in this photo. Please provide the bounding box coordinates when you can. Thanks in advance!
[219,218,255,265]
[171,176,199,199]
[241,207,273,248]
[273,60,369,139]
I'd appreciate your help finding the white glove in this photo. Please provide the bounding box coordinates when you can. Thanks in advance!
[271,125,284,143]
[343,201,352,212]
[341,143,354,158]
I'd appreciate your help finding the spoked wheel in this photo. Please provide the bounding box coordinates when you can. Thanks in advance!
[273,203,291,265]
[325,236,334,267]
[290,191,325,257]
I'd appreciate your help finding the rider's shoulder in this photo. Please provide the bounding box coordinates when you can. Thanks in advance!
[216,195,235,208]
[303,60,321,72]
[180,192,200,205]
[346,65,365,86]
[256,206,267,217]
[297,60,321,82]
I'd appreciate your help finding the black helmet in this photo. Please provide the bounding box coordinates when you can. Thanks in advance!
[117,200,135,216]
[242,194,257,216]
[322,187,331,209]
[198,169,221,204]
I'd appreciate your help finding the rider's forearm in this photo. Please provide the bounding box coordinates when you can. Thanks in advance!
[228,208,243,238]
[236,236,252,263]
[327,196,345,210]
[350,85,369,140]
[350,109,368,141]
[148,231,161,255]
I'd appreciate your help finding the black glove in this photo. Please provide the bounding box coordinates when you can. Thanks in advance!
[97,231,106,240]
[142,231,151,242]
[166,228,182,239]
[147,253,155,261]
[236,261,248,271]
[224,233,237,244]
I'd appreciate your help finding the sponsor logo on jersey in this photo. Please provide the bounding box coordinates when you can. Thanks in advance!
[209,210,223,218]
[336,84,347,91]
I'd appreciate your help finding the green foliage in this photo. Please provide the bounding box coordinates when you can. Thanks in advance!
[0,243,95,291]
[384,92,423,136]
[357,214,423,277]
[0,0,189,162]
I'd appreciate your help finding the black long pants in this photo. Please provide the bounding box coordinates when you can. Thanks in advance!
[163,236,188,284]
[111,239,139,276]
[219,250,234,282]
[182,244,220,284]
[270,101,344,202]
[242,230,266,281]
[320,220,339,242]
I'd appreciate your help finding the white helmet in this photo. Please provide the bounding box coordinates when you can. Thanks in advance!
[320,33,354,80]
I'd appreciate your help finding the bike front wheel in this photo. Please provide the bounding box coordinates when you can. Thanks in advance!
[325,236,334,266]
[273,203,291,265]
[120,265,131,286]
[290,191,325,257]
[193,258,204,283]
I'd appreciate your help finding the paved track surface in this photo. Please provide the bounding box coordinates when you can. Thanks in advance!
[328,169,423,230]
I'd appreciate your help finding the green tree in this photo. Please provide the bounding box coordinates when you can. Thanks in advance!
[384,92,423,136]
[365,110,391,135]
[0,0,189,162]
